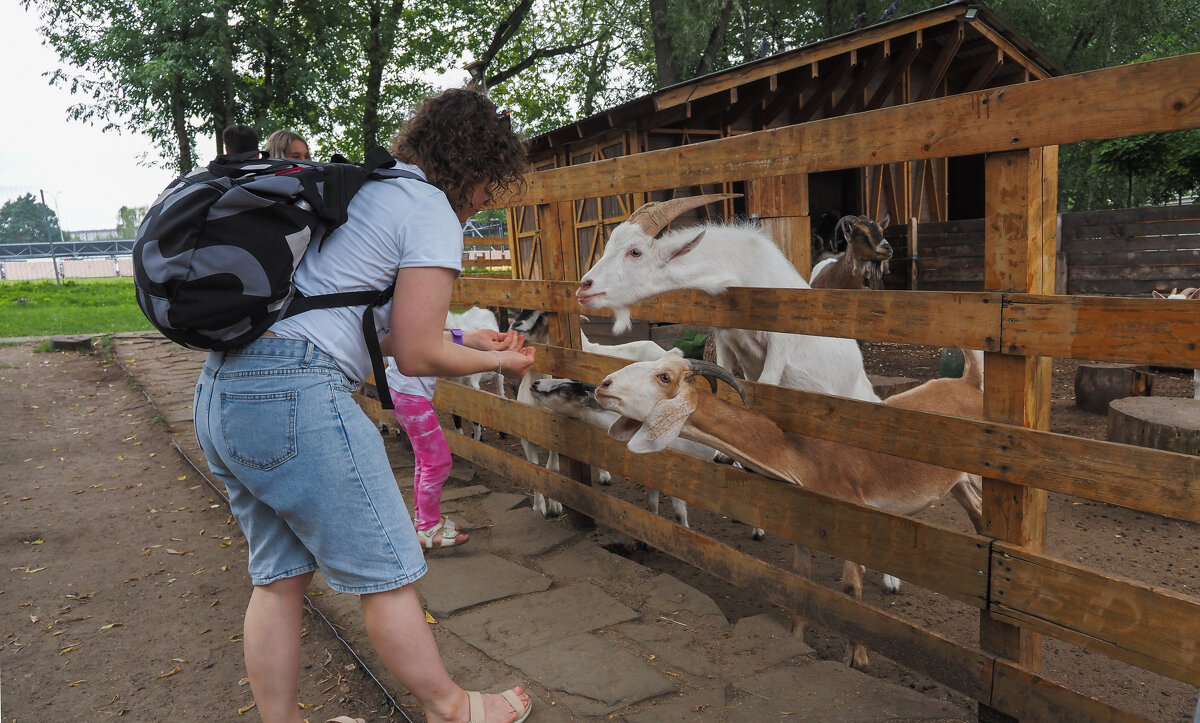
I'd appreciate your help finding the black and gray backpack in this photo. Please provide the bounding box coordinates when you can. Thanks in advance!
[133,145,423,408]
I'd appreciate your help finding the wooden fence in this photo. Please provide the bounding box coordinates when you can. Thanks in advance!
[880,204,1200,294]
[431,53,1200,722]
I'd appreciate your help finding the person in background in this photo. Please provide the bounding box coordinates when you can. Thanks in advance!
[222,124,261,156]
[264,129,311,161]
[383,359,467,549]
[193,88,534,723]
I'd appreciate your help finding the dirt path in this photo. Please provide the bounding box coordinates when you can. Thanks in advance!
[0,341,385,721]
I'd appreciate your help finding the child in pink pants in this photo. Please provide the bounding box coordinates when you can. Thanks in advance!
[384,360,468,549]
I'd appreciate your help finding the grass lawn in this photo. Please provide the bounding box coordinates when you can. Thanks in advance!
[0,278,156,338]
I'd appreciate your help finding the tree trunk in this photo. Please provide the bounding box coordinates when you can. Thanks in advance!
[648,0,679,88]
[361,0,404,155]
[171,80,192,173]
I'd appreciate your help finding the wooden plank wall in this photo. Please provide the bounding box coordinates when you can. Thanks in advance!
[423,53,1200,723]
[883,205,1200,294]
[1060,204,1200,295]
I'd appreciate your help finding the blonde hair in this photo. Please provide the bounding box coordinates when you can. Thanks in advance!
[265,129,309,160]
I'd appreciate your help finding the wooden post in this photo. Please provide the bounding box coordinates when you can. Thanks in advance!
[908,216,919,291]
[536,200,593,529]
[978,147,1056,722]
[747,173,811,275]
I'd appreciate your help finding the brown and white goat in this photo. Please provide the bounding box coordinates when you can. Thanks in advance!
[809,214,893,290]
[594,354,985,669]
[1152,288,1200,399]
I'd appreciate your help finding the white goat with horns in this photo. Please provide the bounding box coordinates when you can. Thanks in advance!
[594,353,986,670]
[575,193,880,403]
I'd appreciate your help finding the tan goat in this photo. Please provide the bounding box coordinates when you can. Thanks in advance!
[594,353,985,669]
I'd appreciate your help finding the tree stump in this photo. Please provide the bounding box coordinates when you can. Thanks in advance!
[1074,363,1153,414]
[871,375,922,399]
[1107,397,1200,456]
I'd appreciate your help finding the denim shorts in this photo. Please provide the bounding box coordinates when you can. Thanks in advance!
[193,336,426,593]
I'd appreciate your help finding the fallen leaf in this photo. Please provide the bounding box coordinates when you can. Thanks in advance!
[99,622,123,631]
[24,538,44,545]
[237,701,257,715]
[156,666,181,679]
[425,610,438,624]
[25,566,47,573]
[177,475,187,481]
[30,615,39,623]
[68,680,86,687]
[172,657,186,663]
[230,632,244,642]
[210,599,219,607]
[59,644,82,655]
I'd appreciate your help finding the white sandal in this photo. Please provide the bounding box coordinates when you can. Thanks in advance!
[416,517,469,549]
[467,688,532,723]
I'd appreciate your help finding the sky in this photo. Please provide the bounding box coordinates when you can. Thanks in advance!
[0,2,179,233]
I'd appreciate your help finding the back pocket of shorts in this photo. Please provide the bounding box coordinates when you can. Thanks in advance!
[219,391,298,470]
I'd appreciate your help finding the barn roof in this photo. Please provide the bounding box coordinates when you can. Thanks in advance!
[526,1,1063,154]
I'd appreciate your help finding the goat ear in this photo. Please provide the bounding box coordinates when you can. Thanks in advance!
[663,230,705,263]
[877,214,890,231]
[608,416,641,442]
[1188,289,1200,300]
[837,215,854,242]
[1152,291,1167,298]
[627,395,695,453]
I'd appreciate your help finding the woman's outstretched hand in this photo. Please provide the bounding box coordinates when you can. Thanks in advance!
[464,328,525,351]
[497,346,536,379]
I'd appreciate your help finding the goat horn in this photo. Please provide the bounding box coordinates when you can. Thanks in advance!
[625,193,742,238]
[687,359,750,408]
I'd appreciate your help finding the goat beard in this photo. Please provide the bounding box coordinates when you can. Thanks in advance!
[611,307,633,335]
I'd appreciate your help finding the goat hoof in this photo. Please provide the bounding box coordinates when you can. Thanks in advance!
[751,528,766,541]
[882,574,902,594]
[844,645,870,669]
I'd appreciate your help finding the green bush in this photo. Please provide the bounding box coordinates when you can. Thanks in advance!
[0,278,155,337]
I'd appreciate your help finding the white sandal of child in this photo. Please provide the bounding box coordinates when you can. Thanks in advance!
[417,517,469,549]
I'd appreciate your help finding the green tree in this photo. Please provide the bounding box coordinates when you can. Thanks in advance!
[116,206,149,239]
[0,194,63,245]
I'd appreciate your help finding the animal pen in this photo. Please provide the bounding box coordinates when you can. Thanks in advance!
[425,53,1200,721]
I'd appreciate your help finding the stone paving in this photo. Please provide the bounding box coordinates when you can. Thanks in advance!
[108,331,973,722]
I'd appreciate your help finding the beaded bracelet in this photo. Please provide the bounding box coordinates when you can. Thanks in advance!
[490,351,503,377]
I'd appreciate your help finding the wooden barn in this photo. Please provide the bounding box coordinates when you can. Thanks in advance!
[506,1,1064,284]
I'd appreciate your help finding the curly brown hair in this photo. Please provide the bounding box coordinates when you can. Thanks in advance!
[390,88,528,217]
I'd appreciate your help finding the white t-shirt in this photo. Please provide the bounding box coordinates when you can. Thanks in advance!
[270,163,463,381]
[384,358,437,401]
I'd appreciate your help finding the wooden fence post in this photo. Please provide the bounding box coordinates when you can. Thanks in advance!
[978,146,1057,722]
[747,173,811,275]
[536,200,593,529]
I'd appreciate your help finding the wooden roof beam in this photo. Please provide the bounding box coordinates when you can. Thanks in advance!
[832,43,889,116]
[968,19,1053,80]
[964,48,1004,92]
[916,21,965,101]
[723,76,784,128]
[795,55,855,124]
[757,65,817,127]
[864,33,921,111]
